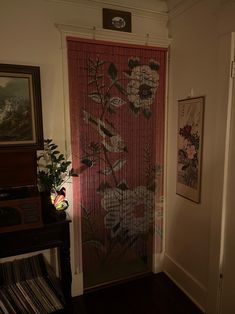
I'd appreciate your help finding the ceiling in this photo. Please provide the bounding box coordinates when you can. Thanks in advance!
[49,0,203,15]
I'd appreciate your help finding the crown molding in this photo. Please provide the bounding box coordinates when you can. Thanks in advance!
[46,0,168,17]
[55,23,171,48]
[220,0,235,6]
[167,0,203,21]
[220,0,235,3]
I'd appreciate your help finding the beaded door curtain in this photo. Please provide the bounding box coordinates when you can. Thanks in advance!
[67,38,166,288]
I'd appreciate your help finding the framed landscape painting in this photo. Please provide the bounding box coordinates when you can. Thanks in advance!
[0,64,43,150]
[176,96,204,203]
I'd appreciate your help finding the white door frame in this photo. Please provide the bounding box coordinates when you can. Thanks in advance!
[218,32,235,314]
[206,32,235,314]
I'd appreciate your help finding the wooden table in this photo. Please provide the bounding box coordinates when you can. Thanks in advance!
[0,216,72,313]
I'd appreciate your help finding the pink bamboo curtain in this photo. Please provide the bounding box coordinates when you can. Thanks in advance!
[67,37,166,288]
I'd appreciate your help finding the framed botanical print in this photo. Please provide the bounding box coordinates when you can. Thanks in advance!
[176,96,204,203]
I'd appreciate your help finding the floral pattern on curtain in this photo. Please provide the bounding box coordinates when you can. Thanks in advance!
[67,38,167,288]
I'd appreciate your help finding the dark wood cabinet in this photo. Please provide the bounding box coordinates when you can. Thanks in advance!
[0,216,72,313]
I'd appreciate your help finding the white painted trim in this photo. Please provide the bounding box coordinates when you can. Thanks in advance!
[163,50,170,252]
[55,23,171,48]
[220,0,235,6]
[58,26,84,295]
[72,272,84,296]
[167,0,203,21]
[163,253,207,311]
[152,49,169,273]
[165,270,206,313]
[217,32,235,314]
[153,252,164,273]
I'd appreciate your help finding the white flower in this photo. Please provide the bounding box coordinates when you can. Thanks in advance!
[102,186,155,237]
[126,65,159,110]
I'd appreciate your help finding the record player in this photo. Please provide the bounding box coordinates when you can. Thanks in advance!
[0,150,42,233]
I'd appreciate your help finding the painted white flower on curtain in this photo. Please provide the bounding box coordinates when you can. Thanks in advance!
[102,185,155,237]
[80,56,163,252]
[125,58,160,118]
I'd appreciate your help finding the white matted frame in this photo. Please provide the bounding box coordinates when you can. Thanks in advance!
[176,96,204,203]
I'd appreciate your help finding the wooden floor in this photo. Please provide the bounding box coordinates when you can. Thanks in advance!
[72,272,203,314]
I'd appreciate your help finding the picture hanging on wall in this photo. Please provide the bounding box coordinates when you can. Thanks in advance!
[176,96,204,203]
[0,63,43,150]
[103,8,132,33]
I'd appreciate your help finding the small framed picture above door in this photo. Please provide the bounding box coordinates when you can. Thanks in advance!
[103,8,132,33]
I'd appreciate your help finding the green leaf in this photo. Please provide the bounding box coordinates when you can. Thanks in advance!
[70,172,78,177]
[108,63,117,80]
[37,138,78,191]
[37,155,43,161]
[49,144,58,150]
[44,139,52,144]
[58,154,65,161]
[52,150,60,155]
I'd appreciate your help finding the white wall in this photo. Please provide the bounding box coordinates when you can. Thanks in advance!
[0,0,169,296]
[7,0,235,310]
[165,0,235,312]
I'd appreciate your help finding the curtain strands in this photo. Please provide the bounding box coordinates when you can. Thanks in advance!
[67,37,166,288]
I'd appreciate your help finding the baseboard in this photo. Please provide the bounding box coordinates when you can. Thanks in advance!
[83,271,153,293]
[153,252,164,273]
[163,254,207,312]
[72,272,83,296]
